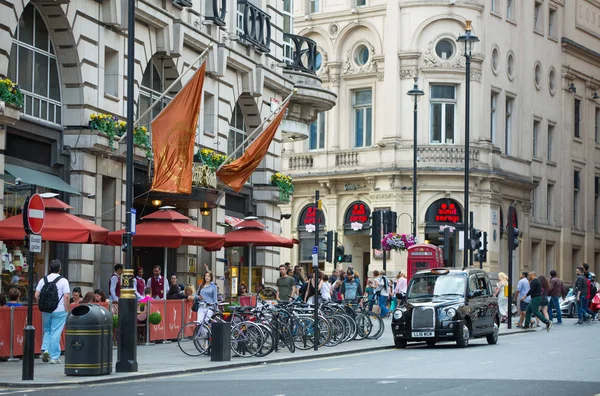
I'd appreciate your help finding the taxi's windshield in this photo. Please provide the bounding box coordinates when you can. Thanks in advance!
[407,274,466,299]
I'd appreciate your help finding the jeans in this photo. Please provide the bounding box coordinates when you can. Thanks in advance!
[578,297,595,321]
[41,311,68,360]
[525,296,548,326]
[547,296,562,323]
[378,295,389,317]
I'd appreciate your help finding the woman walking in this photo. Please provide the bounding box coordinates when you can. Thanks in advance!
[495,272,509,322]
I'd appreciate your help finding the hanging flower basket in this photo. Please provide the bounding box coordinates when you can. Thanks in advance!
[381,232,417,252]
[197,148,229,171]
[0,78,24,109]
[271,172,294,203]
[89,113,152,158]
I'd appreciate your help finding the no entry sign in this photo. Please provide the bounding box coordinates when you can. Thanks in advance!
[24,194,45,235]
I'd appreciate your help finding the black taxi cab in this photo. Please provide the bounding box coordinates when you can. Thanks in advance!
[391,267,500,348]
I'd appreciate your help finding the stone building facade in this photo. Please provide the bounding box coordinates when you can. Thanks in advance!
[281,0,600,285]
[0,0,334,295]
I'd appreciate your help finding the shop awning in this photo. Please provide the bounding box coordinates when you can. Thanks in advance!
[4,164,80,195]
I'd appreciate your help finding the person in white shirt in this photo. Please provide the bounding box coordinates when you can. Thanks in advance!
[109,264,123,302]
[374,270,391,318]
[34,259,70,364]
[320,274,332,302]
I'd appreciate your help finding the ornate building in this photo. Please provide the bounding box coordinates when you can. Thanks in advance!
[0,0,334,294]
[281,0,600,285]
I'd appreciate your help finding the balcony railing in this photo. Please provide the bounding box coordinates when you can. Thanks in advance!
[283,33,317,75]
[288,155,314,170]
[206,0,227,26]
[237,0,271,53]
[418,146,480,164]
[172,0,192,6]
[336,152,359,167]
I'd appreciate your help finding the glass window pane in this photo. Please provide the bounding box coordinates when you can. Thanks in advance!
[56,105,61,124]
[34,52,49,96]
[49,59,60,101]
[431,85,455,100]
[283,15,291,34]
[152,65,161,91]
[228,130,236,155]
[41,101,47,121]
[8,44,17,81]
[18,6,34,45]
[34,10,49,52]
[431,103,442,143]
[309,121,317,150]
[25,95,32,116]
[49,103,55,123]
[354,89,372,105]
[366,107,372,146]
[445,104,454,143]
[355,109,364,147]
[34,98,40,118]
[18,47,33,92]
[319,113,325,149]
[283,0,292,12]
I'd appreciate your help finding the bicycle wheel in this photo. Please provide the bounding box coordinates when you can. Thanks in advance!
[354,313,373,340]
[325,315,344,347]
[231,322,265,357]
[366,312,385,339]
[317,316,331,347]
[291,317,315,350]
[280,324,296,353]
[178,322,210,356]
[254,323,275,357]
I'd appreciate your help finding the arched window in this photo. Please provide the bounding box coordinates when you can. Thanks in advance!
[228,103,247,159]
[7,5,61,125]
[138,59,172,128]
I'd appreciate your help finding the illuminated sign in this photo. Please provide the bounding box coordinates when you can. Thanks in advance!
[425,199,463,224]
[343,201,371,231]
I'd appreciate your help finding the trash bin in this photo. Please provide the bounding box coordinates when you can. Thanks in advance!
[211,321,231,362]
[65,304,113,376]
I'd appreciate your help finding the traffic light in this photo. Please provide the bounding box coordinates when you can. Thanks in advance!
[335,245,345,263]
[481,231,488,261]
[325,231,334,263]
[512,227,520,250]
[342,254,352,263]
[471,228,482,251]
[387,211,398,233]
[372,211,382,249]
[443,228,450,262]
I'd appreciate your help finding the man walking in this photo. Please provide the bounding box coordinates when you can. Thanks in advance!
[521,271,552,331]
[515,271,530,328]
[373,270,390,318]
[35,259,70,364]
[276,264,296,301]
[547,270,565,324]
[574,266,595,324]
[109,263,123,303]
[340,270,362,302]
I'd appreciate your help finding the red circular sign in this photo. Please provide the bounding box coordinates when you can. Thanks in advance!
[27,194,45,234]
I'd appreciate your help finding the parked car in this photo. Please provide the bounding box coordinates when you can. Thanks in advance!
[391,267,500,349]
[559,288,577,318]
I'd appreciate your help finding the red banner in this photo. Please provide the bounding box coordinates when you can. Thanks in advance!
[164,300,184,340]
[0,308,10,357]
[149,300,166,342]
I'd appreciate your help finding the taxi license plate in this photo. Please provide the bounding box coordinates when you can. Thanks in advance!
[412,331,434,337]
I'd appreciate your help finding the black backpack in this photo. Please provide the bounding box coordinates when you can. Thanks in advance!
[591,282,598,299]
[38,276,63,313]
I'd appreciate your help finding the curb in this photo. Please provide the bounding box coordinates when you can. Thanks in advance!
[0,330,526,389]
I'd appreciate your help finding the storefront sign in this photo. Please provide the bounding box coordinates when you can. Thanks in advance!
[343,201,371,231]
[298,205,325,233]
[425,199,463,224]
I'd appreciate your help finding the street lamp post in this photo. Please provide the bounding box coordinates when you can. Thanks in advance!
[457,21,479,268]
[406,77,424,239]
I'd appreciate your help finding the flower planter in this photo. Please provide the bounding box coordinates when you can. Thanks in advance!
[0,103,20,125]
[116,143,148,162]
[63,129,119,154]
[254,185,282,203]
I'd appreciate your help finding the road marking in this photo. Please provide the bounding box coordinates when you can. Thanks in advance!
[377,380,397,384]
[325,367,343,372]
[479,361,493,365]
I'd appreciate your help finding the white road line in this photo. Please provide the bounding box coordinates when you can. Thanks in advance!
[480,361,493,365]
[377,380,397,384]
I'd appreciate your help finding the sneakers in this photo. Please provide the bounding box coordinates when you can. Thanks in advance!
[546,321,552,332]
[49,359,61,364]
[41,351,49,363]
[522,325,531,329]
[576,321,583,325]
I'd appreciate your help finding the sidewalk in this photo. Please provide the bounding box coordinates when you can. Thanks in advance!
[0,318,533,389]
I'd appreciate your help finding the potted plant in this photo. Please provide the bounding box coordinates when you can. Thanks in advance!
[271,173,294,203]
[149,311,162,326]
[0,78,23,124]
[89,113,119,149]
[381,232,417,252]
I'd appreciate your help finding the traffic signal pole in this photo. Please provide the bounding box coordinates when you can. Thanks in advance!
[313,190,320,351]
[507,205,515,330]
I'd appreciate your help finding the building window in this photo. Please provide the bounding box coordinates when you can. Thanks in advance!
[309,112,326,150]
[430,85,456,144]
[491,92,498,144]
[353,89,373,148]
[594,107,600,144]
[532,185,538,220]
[228,103,247,159]
[7,5,62,125]
[203,92,215,134]
[505,97,514,155]
[236,3,244,35]
[533,120,540,158]
[104,47,119,97]
[139,59,173,129]
[534,1,543,32]
[507,0,514,21]
[549,8,557,37]
[310,0,319,13]
[547,183,553,223]
[491,0,497,13]
[547,124,554,161]
[282,0,293,63]
[573,170,580,228]
[574,98,581,138]
[595,176,600,233]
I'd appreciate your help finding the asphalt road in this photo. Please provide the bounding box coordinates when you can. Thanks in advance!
[2,322,599,396]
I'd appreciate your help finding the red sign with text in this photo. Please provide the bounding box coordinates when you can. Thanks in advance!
[434,202,461,223]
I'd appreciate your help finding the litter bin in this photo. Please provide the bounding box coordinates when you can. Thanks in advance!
[65,304,113,376]
[211,321,231,362]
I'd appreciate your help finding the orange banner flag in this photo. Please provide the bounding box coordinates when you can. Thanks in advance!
[150,62,207,194]
[217,102,289,193]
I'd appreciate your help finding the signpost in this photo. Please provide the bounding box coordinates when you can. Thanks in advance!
[22,193,45,380]
[313,191,320,351]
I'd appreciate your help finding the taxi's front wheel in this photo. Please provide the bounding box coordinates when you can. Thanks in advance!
[394,338,407,348]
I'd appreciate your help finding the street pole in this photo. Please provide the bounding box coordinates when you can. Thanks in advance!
[413,99,418,239]
[116,0,138,373]
[22,185,36,380]
[507,205,515,330]
[469,211,474,267]
[313,190,320,351]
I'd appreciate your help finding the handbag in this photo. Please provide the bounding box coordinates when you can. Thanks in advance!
[191,300,200,312]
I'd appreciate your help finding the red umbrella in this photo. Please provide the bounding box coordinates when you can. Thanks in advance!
[106,209,225,249]
[0,196,108,244]
[220,217,296,290]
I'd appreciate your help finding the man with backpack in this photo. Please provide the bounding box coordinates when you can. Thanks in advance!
[34,259,70,364]
[373,270,391,318]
